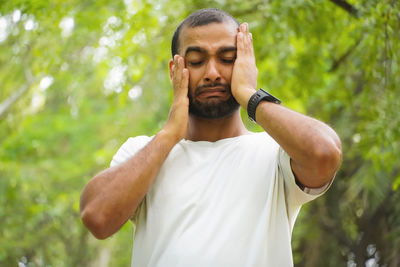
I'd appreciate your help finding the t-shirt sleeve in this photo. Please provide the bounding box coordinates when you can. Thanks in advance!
[278,147,333,207]
[110,136,152,168]
[109,135,152,223]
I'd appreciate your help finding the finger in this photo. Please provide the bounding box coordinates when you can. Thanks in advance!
[238,23,250,47]
[173,56,188,97]
[247,31,254,53]
[249,32,255,55]
[236,32,245,60]
[174,69,188,99]
[237,31,244,50]
[174,55,180,73]
[179,68,189,97]
[178,56,187,86]
[172,55,177,76]
[173,55,182,85]
[178,56,184,72]
[240,22,248,34]
[177,56,185,84]
[242,25,254,55]
[243,24,251,45]
[237,29,251,57]
[176,56,183,84]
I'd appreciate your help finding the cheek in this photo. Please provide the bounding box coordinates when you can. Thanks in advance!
[188,69,202,88]
[222,66,234,83]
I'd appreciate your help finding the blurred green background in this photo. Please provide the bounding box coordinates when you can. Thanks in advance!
[1,0,399,266]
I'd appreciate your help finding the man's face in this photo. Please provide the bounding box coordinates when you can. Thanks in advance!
[178,22,240,119]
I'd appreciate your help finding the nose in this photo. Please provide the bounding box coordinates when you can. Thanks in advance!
[204,59,221,83]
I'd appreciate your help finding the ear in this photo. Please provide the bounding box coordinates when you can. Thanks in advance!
[168,59,174,83]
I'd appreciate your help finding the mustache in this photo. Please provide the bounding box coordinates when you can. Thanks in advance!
[195,83,231,96]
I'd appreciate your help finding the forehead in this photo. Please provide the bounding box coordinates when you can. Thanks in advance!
[179,22,238,55]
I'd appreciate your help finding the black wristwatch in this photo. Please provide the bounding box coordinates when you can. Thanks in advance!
[247,88,281,123]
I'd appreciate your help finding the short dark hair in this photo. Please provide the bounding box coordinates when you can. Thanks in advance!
[171,8,240,57]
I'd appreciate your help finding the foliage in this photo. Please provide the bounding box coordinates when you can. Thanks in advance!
[1,0,399,266]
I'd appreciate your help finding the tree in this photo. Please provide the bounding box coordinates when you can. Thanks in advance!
[1,0,399,266]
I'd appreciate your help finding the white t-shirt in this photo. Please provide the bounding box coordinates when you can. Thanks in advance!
[110,132,330,267]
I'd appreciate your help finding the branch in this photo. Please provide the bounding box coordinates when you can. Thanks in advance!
[0,68,34,118]
[229,1,264,18]
[329,0,360,18]
[0,85,29,117]
[329,36,363,72]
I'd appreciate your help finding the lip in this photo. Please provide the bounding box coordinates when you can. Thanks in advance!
[197,87,228,98]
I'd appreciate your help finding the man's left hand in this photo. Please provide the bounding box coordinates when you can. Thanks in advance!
[231,22,258,109]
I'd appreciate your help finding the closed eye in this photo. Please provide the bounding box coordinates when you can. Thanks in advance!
[189,61,203,66]
[221,58,235,64]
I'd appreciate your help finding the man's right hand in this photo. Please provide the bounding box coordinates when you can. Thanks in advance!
[163,55,189,143]
[80,55,190,240]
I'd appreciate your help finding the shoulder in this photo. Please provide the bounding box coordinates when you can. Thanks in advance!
[110,135,153,167]
[123,135,153,150]
[223,132,280,163]
[245,131,279,149]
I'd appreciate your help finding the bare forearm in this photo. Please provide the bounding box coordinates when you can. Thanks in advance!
[255,101,342,187]
[80,54,188,239]
[234,86,341,187]
[231,23,341,188]
[80,130,177,239]
[235,86,341,187]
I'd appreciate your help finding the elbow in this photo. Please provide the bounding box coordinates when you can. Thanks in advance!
[313,139,342,181]
[80,207,112,240]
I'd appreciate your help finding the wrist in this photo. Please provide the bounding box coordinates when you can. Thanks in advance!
[247,89,281,123]
[157,129,182,148]
[234,87,257,110]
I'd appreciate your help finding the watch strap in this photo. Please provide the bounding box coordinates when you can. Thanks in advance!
[247,89,281,123]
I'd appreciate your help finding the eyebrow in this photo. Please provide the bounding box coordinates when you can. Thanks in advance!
[184,46,237,56]
[185,46,206,56]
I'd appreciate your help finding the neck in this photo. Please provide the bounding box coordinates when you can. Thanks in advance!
[185,110,249,142]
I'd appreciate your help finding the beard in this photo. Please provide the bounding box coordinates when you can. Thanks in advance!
[188,83,240,119]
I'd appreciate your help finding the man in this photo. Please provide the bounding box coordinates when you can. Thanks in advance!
[80,8,342,266]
